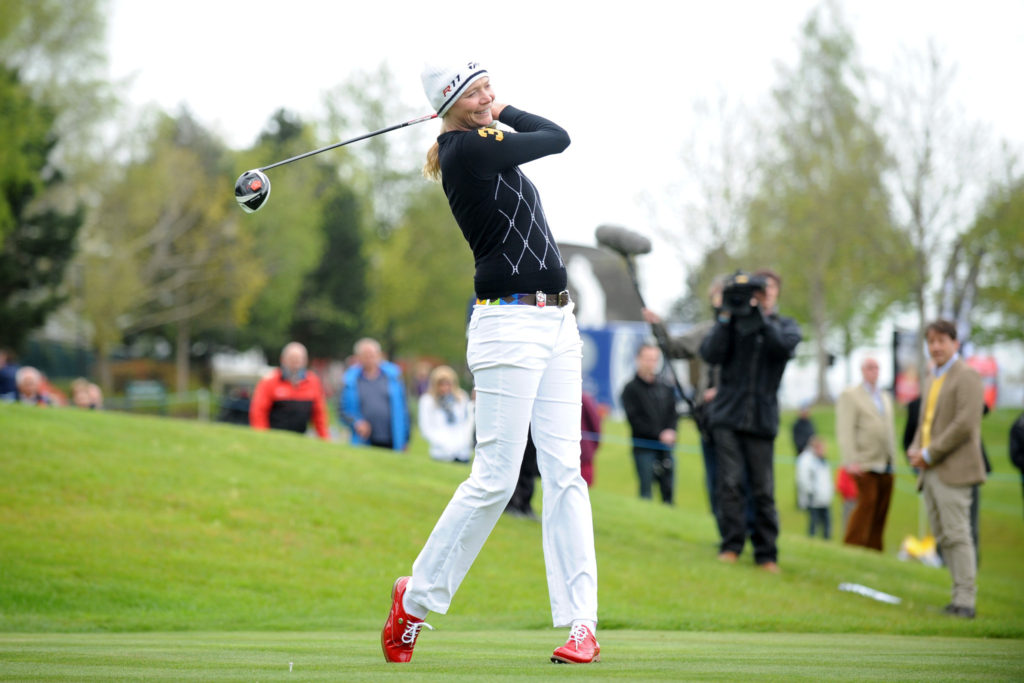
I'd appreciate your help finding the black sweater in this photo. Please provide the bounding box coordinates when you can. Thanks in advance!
[437,106,569,299]
[621,374,679,445]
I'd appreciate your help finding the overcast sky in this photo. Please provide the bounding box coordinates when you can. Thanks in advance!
[106,0,1024,312]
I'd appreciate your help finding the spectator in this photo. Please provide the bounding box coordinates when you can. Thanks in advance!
[0,348,19,401]
[1010,410,1024,518]
[248,342,329,439]
[341,338,410,451]
[795,435,833,539]
[580,391,601,487]
[70,378,103,409]
[412,359,433,398]
[905,372,991,563]
[700,269,801,573]
[621,344,679,504]
[643,277,725,530]
[418,365,473,463]
[792,403,817,457]
[15,366,51,406]
[837,357,896,551]
[908,319,986,619]
[790,402,817,511]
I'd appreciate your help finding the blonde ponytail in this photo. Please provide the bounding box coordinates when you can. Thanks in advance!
[423,141,441,182]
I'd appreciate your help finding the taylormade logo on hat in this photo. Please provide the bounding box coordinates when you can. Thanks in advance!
[421,61,488,117]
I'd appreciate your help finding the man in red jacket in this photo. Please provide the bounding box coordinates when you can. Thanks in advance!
[249,342,329,439]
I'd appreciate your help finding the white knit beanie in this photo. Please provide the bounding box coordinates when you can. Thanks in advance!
[421,61,489,117]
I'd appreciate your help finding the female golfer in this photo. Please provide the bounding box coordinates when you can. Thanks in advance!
[381,61,599,665]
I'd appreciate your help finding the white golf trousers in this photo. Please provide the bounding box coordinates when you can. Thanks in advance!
[406,302,598,627]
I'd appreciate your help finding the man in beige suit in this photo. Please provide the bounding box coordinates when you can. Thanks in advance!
[837,357,896,550]
[908,320,986,619]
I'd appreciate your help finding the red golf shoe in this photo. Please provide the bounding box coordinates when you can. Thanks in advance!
[381,576,432,663]
[551,623,600,664]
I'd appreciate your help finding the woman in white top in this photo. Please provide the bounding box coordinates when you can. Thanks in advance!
[418,365,473,463]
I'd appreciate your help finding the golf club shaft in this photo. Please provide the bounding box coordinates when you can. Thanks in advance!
[259,113,438,172]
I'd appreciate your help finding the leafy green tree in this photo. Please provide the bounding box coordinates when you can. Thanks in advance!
[0,67,83,350]
[366,185,475,366]
[222,110,335,356]
[744,2,912,401]
[289,183,369,359]
[961,178,1024,343]
[322,64,432,236]
[0,0,114,194]
[79,111,266,391]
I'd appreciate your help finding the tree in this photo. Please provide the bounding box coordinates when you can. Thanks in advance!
[659,93,760,323]
[0,0,114,195]
[289,182,370,359]
[884,41,990,377]
[0,67,83,350]
[960,176,1024,344]
[322,64,432,236]
[78,111,266,391]
[365,184,475,366]
[227,110,331,355]
[744,2,911,401]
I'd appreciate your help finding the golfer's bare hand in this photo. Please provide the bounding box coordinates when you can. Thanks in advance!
[491,102,508,119]
[354,420,372,440]
[642,308,662,324]
[659,429,677,446]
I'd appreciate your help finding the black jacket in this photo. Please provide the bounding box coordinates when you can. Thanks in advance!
[699,310,802,438]
[621,373,678,445]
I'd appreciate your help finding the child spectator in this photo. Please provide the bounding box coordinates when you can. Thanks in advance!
[796,435,833,539]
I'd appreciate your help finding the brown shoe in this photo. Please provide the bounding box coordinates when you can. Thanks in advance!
[718,551,738,564]
[759,561,781,574]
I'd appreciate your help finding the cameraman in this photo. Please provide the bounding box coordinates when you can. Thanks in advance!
[699,269,801,572]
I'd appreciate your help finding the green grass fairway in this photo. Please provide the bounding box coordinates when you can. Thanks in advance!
[2,630,1022,681]
[2,403,1023,678]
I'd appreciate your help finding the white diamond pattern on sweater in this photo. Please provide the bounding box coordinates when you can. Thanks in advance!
[495,168,563,277]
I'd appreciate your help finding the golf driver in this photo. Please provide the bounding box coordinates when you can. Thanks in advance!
[234,112,438,214]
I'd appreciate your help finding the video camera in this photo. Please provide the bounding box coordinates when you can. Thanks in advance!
[721,271,767,317]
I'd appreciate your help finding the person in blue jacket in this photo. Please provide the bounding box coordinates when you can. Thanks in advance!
[340,337,409,451]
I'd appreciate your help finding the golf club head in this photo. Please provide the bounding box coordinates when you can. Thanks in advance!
[234,169,271,213]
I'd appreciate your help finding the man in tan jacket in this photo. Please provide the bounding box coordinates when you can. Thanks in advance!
[908,320,986,619]
[837,357,896,550]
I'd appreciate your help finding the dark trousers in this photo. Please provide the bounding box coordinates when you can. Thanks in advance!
[506,431,539,515]
[714,428,778,564]
[633,447,674,504]
[807,507,831,539]
[843,472,893,551]
[701,434,724,538]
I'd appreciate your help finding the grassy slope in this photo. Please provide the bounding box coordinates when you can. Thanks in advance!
[0,404,1022,639]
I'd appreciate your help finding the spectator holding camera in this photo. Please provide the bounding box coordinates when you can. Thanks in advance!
[699,269,801,573]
